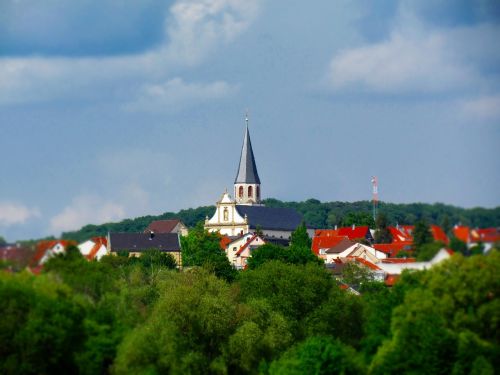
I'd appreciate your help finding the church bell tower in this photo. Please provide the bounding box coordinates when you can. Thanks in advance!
[234,115,261,205]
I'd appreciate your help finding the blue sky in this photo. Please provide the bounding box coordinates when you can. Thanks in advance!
[0,0,499,241]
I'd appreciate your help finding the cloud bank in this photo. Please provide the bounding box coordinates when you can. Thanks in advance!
[0,0,261,107]
[0,202,40,226]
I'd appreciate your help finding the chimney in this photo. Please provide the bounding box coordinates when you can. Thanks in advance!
[352,224,355,230]
[334,225,338,231]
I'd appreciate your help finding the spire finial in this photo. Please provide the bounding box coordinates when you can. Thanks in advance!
[245,109,249,127]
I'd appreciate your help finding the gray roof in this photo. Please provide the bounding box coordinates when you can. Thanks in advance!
[236,205,302,231]
[110,233,180,252]
[234,124,261,184]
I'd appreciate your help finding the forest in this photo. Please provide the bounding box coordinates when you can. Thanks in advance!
[59,198,500,243]
[1,225,498,375]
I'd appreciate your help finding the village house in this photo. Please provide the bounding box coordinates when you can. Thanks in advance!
[223,232,266,269]
[78,237,108,261]
[31,240,77,266]
[107,232,182,266]
[144,219,188,236]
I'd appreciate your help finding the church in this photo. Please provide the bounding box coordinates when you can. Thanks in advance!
[204,117,305,240]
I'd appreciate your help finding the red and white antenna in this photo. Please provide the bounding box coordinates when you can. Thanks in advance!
[371,176,378,221]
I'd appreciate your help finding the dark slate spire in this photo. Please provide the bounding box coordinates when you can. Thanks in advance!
[235,116,261,184]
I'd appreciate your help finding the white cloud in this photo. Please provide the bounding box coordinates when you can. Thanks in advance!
[48,182,155,234]
[0,202,40,226]
[326,4,499,94]
[49,195,126,234]
[164,0,260,65]
[328,30,478,93]
[0,0,260,106]
[461,95,500,120]
[125,77,237,112]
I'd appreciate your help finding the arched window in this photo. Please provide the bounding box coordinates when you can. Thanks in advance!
[239,186,244,198]
[256,186,260,199]
[248,186,253,198]
[223,207,229,221]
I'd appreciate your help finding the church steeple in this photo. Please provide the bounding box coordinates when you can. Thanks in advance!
[234,114,261,205]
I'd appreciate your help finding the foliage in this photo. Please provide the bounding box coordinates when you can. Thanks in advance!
[341,212,375,228]
[1,237,499,374]
[374,213,393,244]
[134,249,177,274]
[290,222,312,249]
[269,336,365,375]
[370,252,500,374]
[55,198,500,243]
[449,236,468,255]
[412,219,433,248]
[0,272,86,375]
[247,242,322,270]
[239,262,333,332]
[415,242,444,261]
[114,270,237,374]
[0,236,7,245]
[341,263,375,289]
[180,223,236,282]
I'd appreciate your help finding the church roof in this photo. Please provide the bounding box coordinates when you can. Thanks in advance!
[234,123,261,184]
[235,205,302,231]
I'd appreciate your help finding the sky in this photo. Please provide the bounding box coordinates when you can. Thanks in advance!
[0,0,499,241]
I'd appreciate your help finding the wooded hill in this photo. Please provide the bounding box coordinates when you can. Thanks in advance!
[60,199,500,243]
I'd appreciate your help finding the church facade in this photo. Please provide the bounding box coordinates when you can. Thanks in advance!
[205,118,304,239]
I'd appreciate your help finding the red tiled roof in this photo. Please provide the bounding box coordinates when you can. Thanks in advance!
[354,257,381,270]
[220,236,232,250]
[314,229,339,237]
[453,226,470,243]
[385,274,400,286]
[32,240,76,265]
[388,227,412,242]
[381,258,416,263]
[87,237,107,260]
[236,234,259,256]
[337,226,370,241]
[145,219,181,234]
[311,235,349,255]
[473,228,500,243]
[373,242,412,257]
[430,225,449,244]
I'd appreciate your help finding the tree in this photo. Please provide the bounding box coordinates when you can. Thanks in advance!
[247,243,321,270]
[269,336,365,375]
[371,252,500,374]
[0,236,7,246]
[441,215,451,236]
[180,223,236,282]
[238,262,333,331]
[0,273,86,374]
[412,219,433,248]
[341,212,375,228]
[341,263,375,289]
[374,214,393,244]
[114,270,238,374]
[449,237,468,255]
[415,242,443,261]
[138,249,177,274]
[290,222,311,249]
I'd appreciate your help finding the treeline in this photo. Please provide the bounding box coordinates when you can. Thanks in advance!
[1,227,498,374]
[60,199,500,243]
